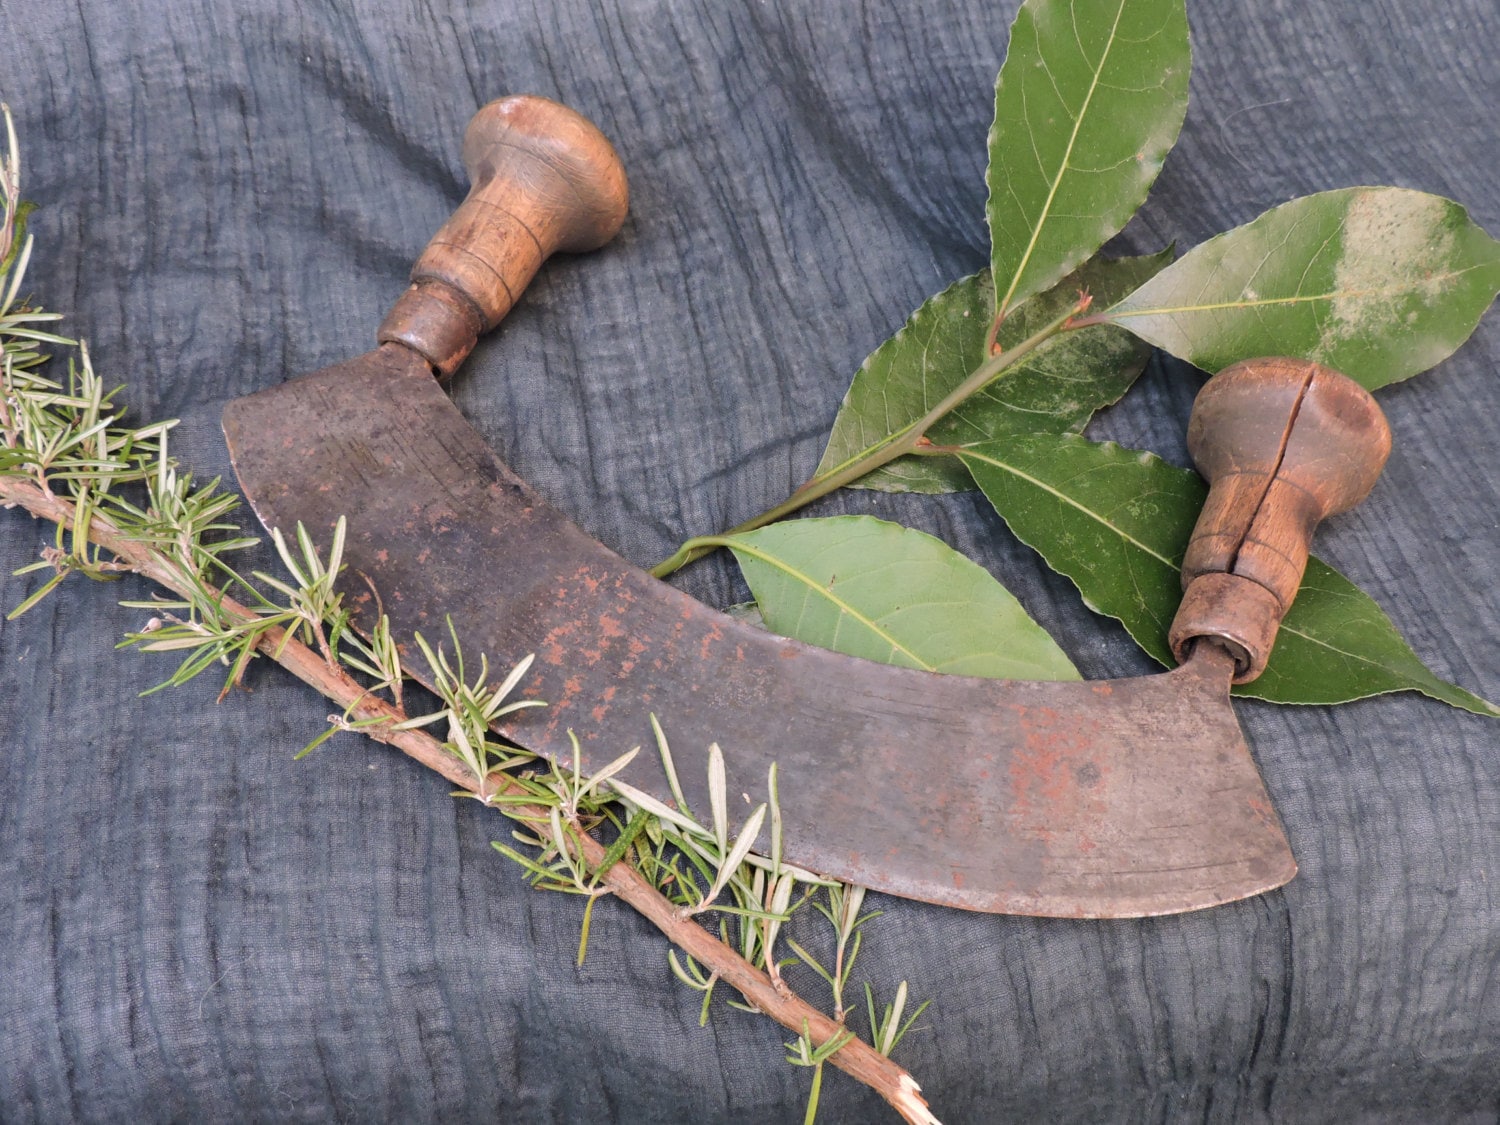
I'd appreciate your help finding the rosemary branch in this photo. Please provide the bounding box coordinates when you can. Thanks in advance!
[0,441,939,1125]
[0,105,937,1125]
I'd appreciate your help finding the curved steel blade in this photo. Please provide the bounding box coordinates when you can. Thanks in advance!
[223,345,1295,917]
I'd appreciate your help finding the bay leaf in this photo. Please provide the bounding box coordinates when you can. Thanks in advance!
[711,515,1079,681]
[1256,558,1497,712]
[816,252,1169,495]
[988,0,1190,322]
[959,433,1498,713]
[1102,187,1500,388]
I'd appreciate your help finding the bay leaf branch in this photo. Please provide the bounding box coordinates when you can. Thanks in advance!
[815,252,1170,496]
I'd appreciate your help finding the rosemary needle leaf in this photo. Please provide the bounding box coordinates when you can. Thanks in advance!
[577,893,597,967]
[607,778,703,835]
[786,939,836,990]
[576,745,640,801]
[701,803,767,910]
[293,724,342,760]
[706,742,730,851]
[649,713,692,819]
[485,652,537,719]
[590,806,651,884]
[5,568,68,618]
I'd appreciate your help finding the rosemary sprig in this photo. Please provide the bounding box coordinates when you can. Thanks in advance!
[0,105,938,1125]
[387,618,544,788]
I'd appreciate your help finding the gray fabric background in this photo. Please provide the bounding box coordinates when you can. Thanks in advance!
[2,1,1498,1121]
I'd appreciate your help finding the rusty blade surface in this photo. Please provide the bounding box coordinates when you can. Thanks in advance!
[223,345,1296,917]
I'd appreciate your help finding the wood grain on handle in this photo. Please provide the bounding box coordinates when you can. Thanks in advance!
[1168,358,1392,682]
[378,95,629,378]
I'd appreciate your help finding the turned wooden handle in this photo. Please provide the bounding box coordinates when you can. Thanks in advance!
[1168,357,1391,682]
[377,95,629,378]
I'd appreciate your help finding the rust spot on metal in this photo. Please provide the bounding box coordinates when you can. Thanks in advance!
[698,622,724,662]
[1006,705,1108,837]
[538,621,579,667]
[1247,791,1278,824]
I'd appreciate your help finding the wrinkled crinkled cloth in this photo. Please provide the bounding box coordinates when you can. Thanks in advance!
[1,2,1497,1120]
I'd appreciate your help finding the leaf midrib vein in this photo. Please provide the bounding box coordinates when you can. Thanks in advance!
[998,0,1130,319]
[723,539,934,670]
[960,447,1179,568]
[1107,262,1488,320]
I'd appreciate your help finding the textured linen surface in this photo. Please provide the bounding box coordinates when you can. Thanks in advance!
[1,1,1498,1122]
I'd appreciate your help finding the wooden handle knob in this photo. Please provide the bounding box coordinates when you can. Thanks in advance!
[377,95,629,377]
[1168,357,1392,682]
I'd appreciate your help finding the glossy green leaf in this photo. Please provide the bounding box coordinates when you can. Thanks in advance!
[1256,558,1498,712]
[959,433,1497,713]
[706,515,1079,681]
[816,253,1170,495]
[1103,188,1500,388]
[987,0,1190,323]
